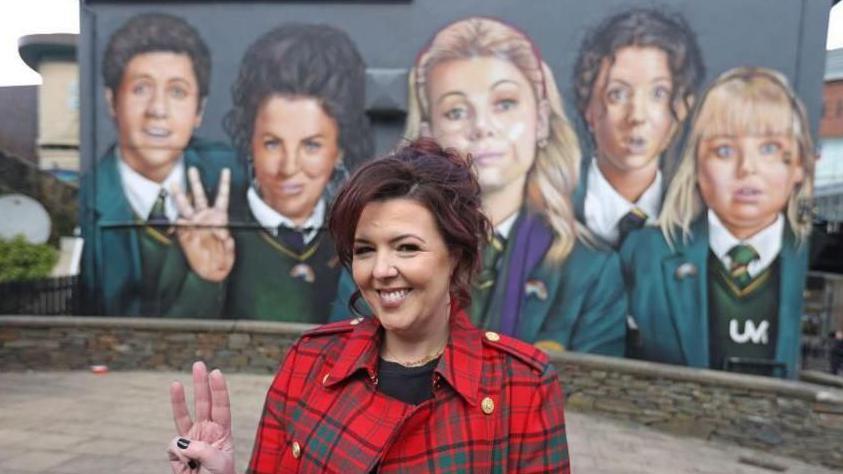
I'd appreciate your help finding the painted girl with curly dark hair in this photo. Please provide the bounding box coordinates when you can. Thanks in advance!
[220,23,372,322]
[571,7,705,248]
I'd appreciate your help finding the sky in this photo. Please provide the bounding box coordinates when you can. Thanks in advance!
[0,0,841,87]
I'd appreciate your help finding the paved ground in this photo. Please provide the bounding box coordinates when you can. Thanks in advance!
[0,370,834,473]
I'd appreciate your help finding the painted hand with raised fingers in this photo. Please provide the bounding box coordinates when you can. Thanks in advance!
[167,361,236,474]
[172,167,235,282]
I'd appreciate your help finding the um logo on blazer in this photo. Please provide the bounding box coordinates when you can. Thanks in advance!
[620,218,807,378]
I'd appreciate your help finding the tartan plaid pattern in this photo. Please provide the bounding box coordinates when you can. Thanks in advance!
[247,305,570,473]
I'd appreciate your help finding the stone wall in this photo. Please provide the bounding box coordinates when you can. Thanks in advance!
[0,316,302,373]
[557,352,843,470]
[2,315,842,470]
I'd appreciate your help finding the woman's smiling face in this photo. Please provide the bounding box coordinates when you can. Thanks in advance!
[352,198,456,337]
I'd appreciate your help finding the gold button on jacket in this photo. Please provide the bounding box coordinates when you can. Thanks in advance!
[481,397,495,415]
[291,441,302,459]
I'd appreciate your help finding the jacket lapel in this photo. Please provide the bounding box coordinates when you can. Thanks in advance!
[518,249,564,344]
[660,219,710,368]
[774,227,808,378]
[93,149,143,314]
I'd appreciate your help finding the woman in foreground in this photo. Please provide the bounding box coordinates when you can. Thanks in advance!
[167,139,570,473]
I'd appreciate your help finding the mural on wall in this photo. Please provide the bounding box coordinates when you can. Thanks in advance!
[571,8,705,248]
[218,23,371,322]
[80,14,371,321]
[79,13,243,317]
[389,16,626,357]
[78,3,821,379]
[621,67,815,378]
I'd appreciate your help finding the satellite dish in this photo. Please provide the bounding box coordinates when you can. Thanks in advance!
[0,194,51,244]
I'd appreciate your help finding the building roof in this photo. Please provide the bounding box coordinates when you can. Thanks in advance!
[829,48,843,82]
[18,34,77,72]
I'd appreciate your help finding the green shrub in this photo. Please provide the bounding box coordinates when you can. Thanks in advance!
[0,236,58,282]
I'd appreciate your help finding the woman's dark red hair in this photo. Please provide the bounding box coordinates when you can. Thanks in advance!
[329,138,491,310]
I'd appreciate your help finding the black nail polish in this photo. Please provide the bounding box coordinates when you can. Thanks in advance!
[177,438,190,449]
[188,460,198,469]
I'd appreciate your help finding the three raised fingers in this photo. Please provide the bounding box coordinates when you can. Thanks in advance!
[193,361,213,423]
[170,381,193,437]
[209,369,232,432]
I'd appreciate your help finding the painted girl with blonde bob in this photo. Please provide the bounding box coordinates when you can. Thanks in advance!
[620,67,814,377]
[401,17,626,355]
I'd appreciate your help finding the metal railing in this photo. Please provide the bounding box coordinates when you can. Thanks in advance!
[0,276,79,315]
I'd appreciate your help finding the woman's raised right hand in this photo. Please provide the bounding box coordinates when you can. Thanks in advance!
[167,361,236,474]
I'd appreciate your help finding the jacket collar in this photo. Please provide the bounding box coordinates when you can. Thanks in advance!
[661,217,711,367]
[94,143,201,221]
[93,147,134,221]
[326,302,483,406]
[661,218,805,375]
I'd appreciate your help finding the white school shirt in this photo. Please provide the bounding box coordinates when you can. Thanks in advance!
[708,210,784,278]
[117,154,184,222]
[583,158,662,246]
[247,187,325,245]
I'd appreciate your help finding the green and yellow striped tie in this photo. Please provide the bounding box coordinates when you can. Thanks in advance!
[727,244,759,289]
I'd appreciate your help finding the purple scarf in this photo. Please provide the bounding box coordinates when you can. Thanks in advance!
[499,212,554,337]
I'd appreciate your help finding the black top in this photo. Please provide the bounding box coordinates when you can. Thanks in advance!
[376,357,438,405]
[369,358,438,473]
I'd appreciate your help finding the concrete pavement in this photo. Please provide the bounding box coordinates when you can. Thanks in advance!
[0,371,834,473]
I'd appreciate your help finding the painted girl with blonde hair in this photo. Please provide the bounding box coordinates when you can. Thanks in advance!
[399,17,626,355]
[620,67,815,378]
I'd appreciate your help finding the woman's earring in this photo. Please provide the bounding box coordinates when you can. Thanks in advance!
[538,137,548,149]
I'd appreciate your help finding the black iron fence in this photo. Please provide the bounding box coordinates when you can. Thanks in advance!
[0,276,79,315]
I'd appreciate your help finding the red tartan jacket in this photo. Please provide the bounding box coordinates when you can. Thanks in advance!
[247,306,570,473]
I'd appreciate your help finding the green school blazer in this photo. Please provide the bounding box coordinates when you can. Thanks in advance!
[224,213,340,323]
[79,138,246,317]
[619,218,807,378]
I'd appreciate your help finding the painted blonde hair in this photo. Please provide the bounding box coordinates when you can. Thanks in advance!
[659,66,815,246]
[405,17,583,262]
